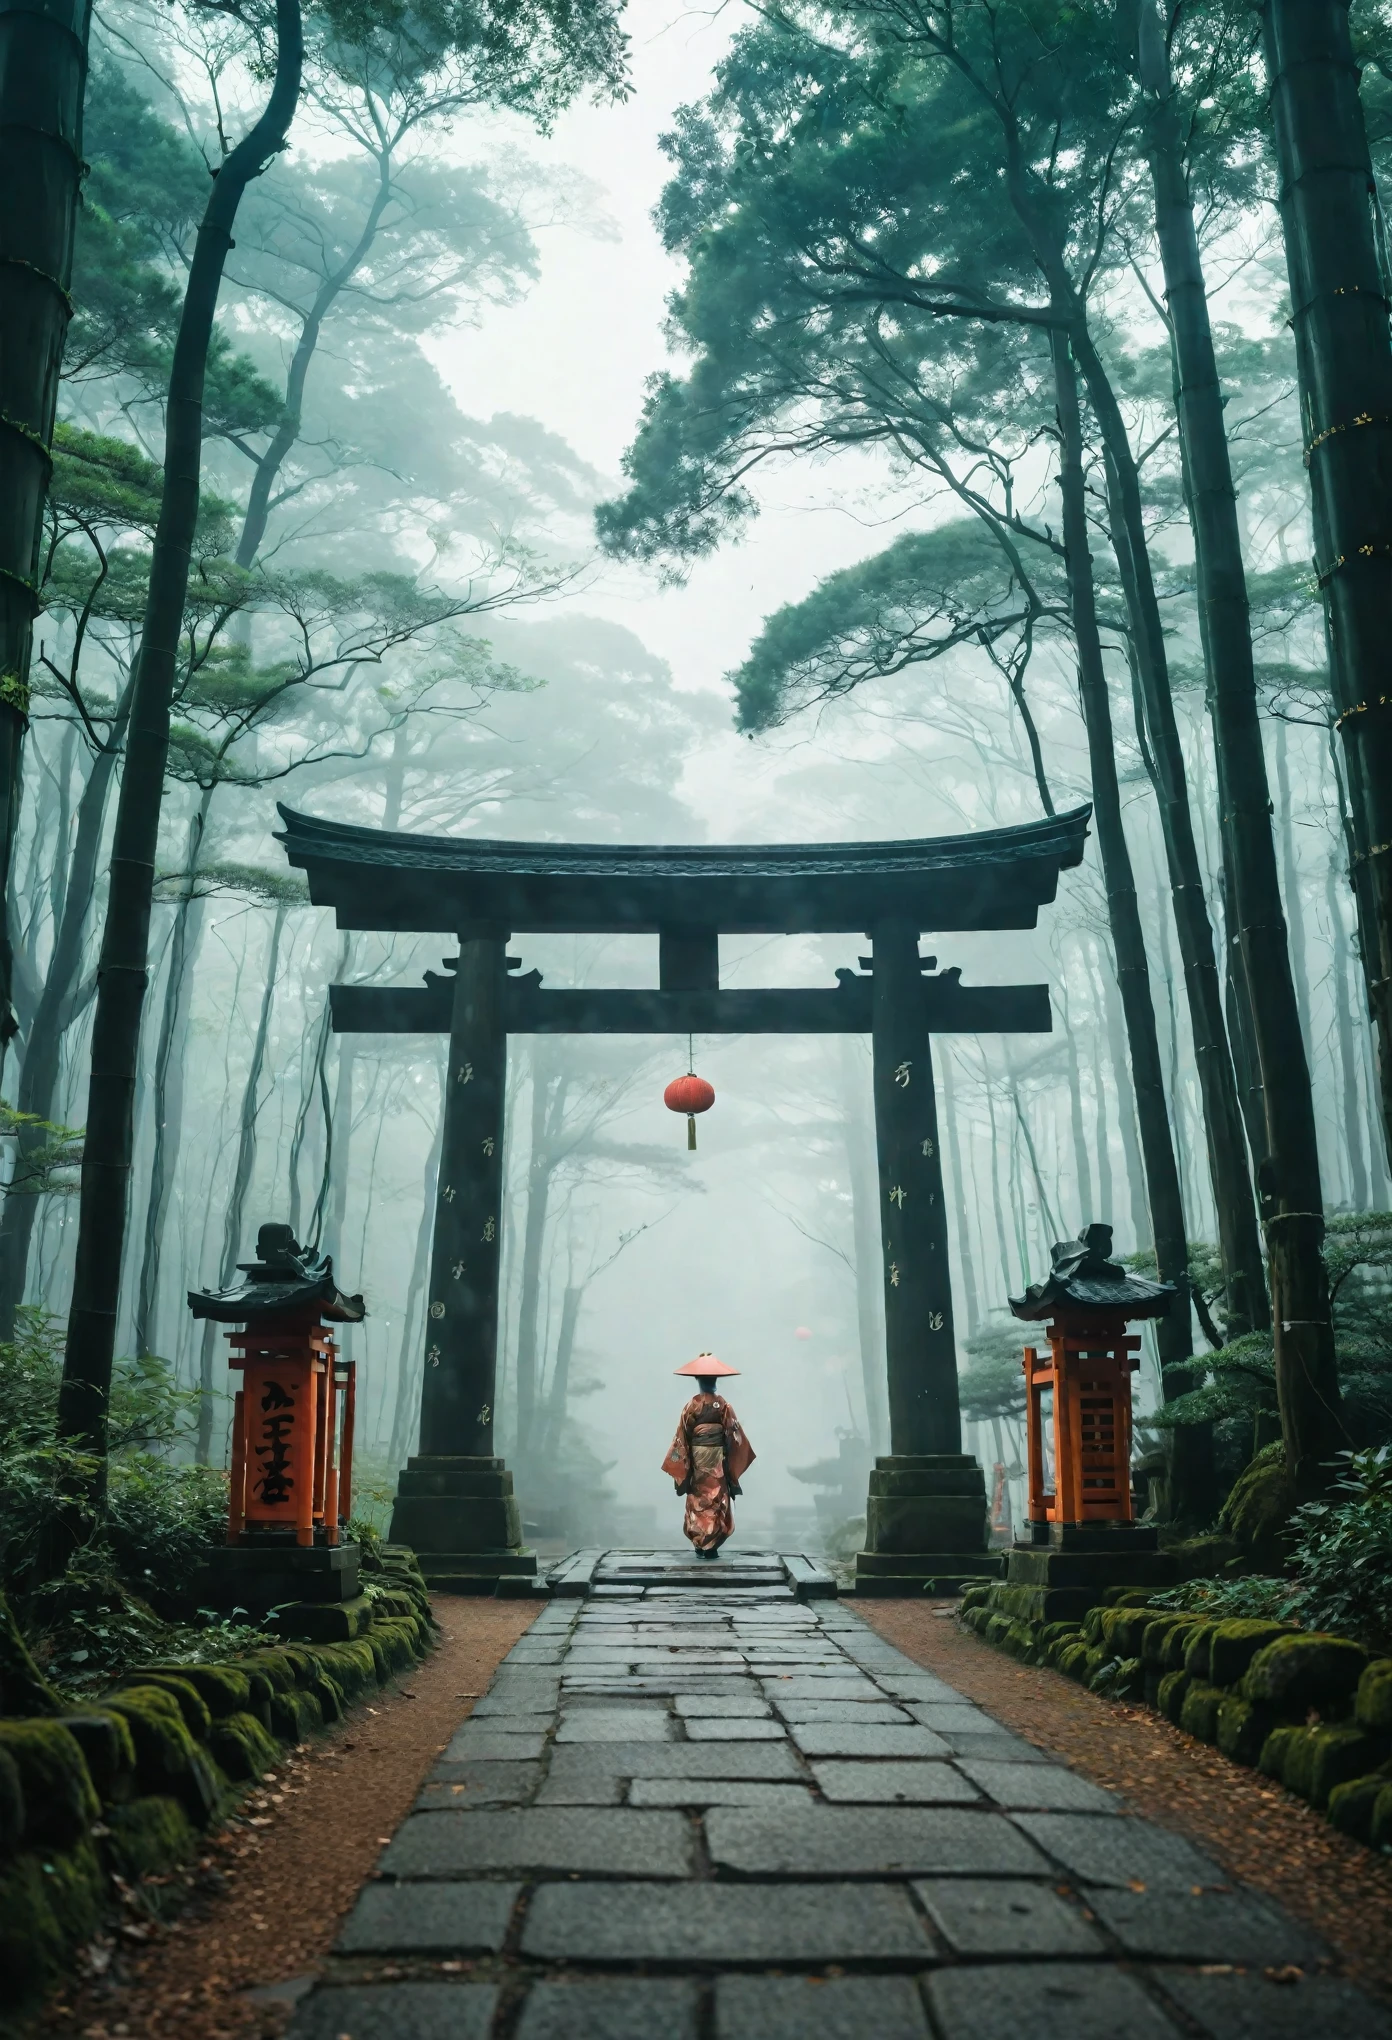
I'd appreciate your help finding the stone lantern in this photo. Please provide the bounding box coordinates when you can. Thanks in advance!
[190,1223,365,1617]
[1006,1223,1175,1611]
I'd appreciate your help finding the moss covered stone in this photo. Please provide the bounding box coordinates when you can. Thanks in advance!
[103,1794,198,1880]
[1139,1612,1198,1668]
[0,1587,64,1719]
[0,1837,106,2002]
[274,1594,376,1645]
[115,1672,212,1741]
[101,1688,222,1824]
[1181,1624,1218,1681]
[1258,1723,1302,1780]
[242,1649,299,1694]
[1326,1769,1392,1844]
[1208,1620,1297,1689]
[138,1662,251,1719]
[0,1720,99,1847]
[313,1674,345,1723]
[1100,1607,1154,1659]
[959,1583,992,1613]
[270,1685,324,1743]
[1355,1659,1392,1734]
[0,1745,23,1856]
[1057,1640,1091,1680]
[1241,1632,1369,1714]
[207,1710,280,1782]
[1157,1669,1190,1724]
[1295,1725,1389,1810]
[1220,1440,1297,1570]
[1179,1680,1224,1743]
[984,1613,1012,1648]
[1159,1620,1204,1674]
[58,1713,137,1805]
[1215,1694,1276,1767]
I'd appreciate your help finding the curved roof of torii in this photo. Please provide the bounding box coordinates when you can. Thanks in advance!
[275,801,1092,935]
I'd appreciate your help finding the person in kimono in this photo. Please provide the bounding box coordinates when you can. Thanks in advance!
[661,1352,755,1558]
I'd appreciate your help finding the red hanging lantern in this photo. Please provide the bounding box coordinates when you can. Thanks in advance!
[664,1072,715,1150]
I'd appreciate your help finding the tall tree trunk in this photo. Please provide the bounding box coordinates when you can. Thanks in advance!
[1059,982,1094,1224]
[323,1040,356,1260]
[1094,946,1148,1247]
[1272,720,1313,1052]
[0,0,93,1067]
[0,675,132,1335]
[195,901,286,1460]
[1052,332,1214,1522]
[984,1074,1014,1294]
[1261,0,1392,1168]
[1140,47,1340,1483]
[133,787,211,1357]
[939,1044,980,1336]
[56,0,304,1480]
[1327,849,1370,1212]
[540,1282,583,1458]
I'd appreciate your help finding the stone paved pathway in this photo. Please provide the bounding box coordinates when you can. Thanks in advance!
[288,1554,1389,2039]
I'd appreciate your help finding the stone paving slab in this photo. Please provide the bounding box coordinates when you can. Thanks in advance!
[957,1759,1119,1812]
[288,1984,498,2040]
[515,1979,700,2040]
[1155,1969,1391,2039]
[423,1758,541,1804]
[519,1879,935,1962]
[682,1717,788,1741]
[290,1549,1386,2040]
[1080,1885,1329,1963]
[913,1877,1104,1957]
[705,1804,1051,1877]
[811,1759,981,1805]
[925,1964,1182,2040]
[627,1780,816,1809]
[788,1721,952,1759]
[714,1974,931,2038]
[1011,1811,1228,1890]
[335,1880,520,1953]
[380,1808,695,1878]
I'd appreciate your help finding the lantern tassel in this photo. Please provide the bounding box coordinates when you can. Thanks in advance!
[687,1114,697,1151]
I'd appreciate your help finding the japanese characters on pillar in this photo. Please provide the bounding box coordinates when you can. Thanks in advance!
[417,934,509,1459]
[189,1223,365,1549]
[870,920,962,1456]
[1009,1224,1173,1530]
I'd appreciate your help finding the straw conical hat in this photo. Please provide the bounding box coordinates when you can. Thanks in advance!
[674,1350,740,1377]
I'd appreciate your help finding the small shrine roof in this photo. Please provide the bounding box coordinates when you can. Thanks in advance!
[275,802,1091,935]
[1009,1224,1174,1323]
[188,1223,365,1324]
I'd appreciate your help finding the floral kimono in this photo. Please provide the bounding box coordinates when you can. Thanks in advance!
[661,1392,755,1553]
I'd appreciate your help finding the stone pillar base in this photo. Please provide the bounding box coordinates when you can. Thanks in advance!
[202,1537,361,1615]
[388,1455,536,1593]
[1003,1523,1174,1623]
[854,1453,1000,1595]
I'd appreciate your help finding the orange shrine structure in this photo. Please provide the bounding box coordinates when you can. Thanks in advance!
[190,1223,366,1614]
[1006,1225,1175,1610]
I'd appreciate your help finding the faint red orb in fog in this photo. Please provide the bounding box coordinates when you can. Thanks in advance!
[794,1326,812,1339]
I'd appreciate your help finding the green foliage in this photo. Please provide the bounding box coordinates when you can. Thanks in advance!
[0,1314,260,1693]
[1149,1213,1392,1446]
[1285,1448,1392,1654]
[1150,1575,1294,1622]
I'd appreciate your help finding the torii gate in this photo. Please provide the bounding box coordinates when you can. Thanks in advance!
[277,801,1091,1592]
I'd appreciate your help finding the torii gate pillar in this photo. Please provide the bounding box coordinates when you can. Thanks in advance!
[855,922,995,1596]
[387,935,534,1589]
